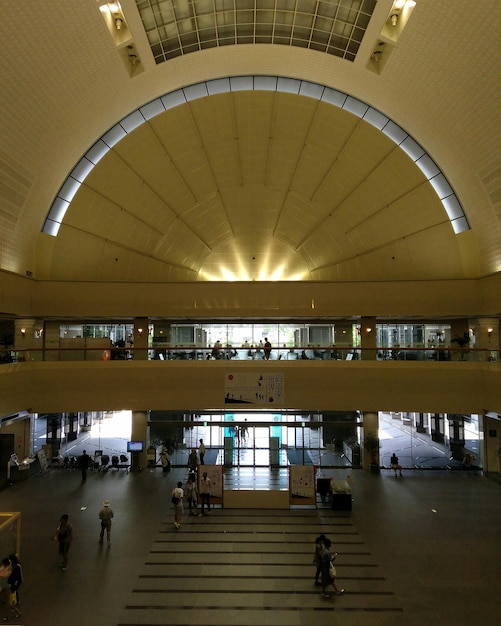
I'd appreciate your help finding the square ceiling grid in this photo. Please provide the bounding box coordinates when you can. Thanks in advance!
[135,0,377,63]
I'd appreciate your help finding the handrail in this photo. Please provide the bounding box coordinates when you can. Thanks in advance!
[1,345,498,363]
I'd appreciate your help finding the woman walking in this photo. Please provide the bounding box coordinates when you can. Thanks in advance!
[320,538,344,598]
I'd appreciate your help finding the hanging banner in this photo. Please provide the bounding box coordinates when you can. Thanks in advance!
[224,372,284,405]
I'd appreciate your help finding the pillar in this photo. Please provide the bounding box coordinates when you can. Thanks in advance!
[130,410,148,471]
[14,319,44,361]
[362,411,379,470]
[360,317,377,360]
[473,319,499,361]
[333,321,354,358]
[44,321,60,362]
[133,318,149,360]
[449,318,471,360]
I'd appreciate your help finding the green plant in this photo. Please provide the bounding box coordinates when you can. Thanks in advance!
[162,436,177,454]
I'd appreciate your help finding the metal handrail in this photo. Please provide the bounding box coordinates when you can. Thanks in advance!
[1,345,498,363]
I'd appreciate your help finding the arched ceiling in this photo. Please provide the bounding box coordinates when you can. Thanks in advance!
[1,0,500,284]
[48,85,466,282]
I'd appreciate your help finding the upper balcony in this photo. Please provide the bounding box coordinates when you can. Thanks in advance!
[1,346,500,417]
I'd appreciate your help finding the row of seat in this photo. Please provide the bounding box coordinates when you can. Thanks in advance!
[94,453,130,473]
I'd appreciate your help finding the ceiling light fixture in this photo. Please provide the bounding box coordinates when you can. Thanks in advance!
[372,49,382,63]
[114,15,124,30]
[390,13,399,26]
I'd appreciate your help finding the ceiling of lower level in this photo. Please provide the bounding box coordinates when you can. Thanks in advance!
[0,0,500,284]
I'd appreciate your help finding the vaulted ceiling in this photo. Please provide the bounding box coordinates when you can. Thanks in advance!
[1,0,500,284]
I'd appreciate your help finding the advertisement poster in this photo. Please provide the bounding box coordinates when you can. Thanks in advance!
[198,465,223,500]
[225,372,284,405]
[289,465,315,505]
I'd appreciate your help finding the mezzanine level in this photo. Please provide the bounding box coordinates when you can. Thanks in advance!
[1,356,500,417]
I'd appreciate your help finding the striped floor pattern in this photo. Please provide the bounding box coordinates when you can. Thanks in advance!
[117,508,403,626]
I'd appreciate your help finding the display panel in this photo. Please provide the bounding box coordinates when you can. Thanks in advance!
[127,441,143,452]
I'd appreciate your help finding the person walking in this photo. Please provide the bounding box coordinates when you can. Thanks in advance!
[200,471,212,514]
[172,481,184,529]
[53,514,73,571]
[188,448,199,474]
[185,474,198,516]
[313,534,326,585]
[320,538,344,598]
[99,500,114,546]
[0,558,12,621]
[263,337,272,360]
[7,554,22,619]
[80,449,91,481]
[160,447,170,476]
[199,439,206,465]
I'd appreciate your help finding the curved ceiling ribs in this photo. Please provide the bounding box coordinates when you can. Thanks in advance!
[42,76,469,282]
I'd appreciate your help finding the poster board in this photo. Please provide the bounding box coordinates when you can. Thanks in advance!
[36,449,49,474]
[198,465,223,506]
[225,372,284,405]
[289,465,316,505]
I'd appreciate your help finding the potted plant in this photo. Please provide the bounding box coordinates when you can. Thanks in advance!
[363,431,380,473]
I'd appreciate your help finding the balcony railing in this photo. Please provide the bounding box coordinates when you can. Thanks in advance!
[1,346,499,363]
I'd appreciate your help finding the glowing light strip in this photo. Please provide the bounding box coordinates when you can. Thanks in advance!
[43,76,469,236]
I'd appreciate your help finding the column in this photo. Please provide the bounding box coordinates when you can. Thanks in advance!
[473,319,499,361]
[362,411,379,470]
[44,321,60,362]
[14,319,44,361]
[130,410,148,471]
[333,321,354,359]
[133,318,149,360]
[360,317,377,360]
[449,318,470,360]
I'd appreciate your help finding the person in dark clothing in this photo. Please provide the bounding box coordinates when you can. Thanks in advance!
[80,449,91,481]
[263,338,272,360]
[7,554,22,618]
[53,514,73,570]
[313,534,326,585]
[390,452,403,477]
[320,538,344,598]
[0,557,12,621]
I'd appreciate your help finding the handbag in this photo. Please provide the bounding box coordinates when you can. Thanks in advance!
[171,495,179,504]
[329,562,337,578]
[9,591,17,606]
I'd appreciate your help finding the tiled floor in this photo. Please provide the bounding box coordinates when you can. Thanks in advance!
[1,465,500,626]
